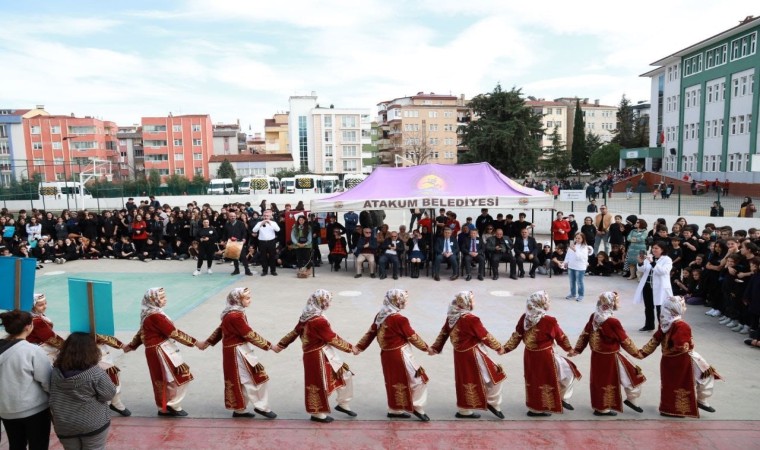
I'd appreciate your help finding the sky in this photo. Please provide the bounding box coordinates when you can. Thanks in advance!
[1,0,758,132]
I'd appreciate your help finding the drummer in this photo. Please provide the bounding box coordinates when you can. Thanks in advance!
[223,212,253,276]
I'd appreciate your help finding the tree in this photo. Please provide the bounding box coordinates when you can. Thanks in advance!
[216,158,237,180]
[189,175,208,195]
[272,168,311,179]
[584,132,603,174]
[400,128,435,166]
[458,84,544,178]
[633,113,649,148]
[571,99,588,173]
[589,143,622,172]
[147,169,161,194]
[540,126,571,179]
[166,174,190,195]
[611,95,637,148]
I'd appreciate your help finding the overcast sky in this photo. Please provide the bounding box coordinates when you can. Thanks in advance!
[1,1,757,131]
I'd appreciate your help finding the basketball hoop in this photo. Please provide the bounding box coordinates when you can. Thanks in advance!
[106,174,113,182]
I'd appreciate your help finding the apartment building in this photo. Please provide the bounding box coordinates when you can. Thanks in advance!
[642,15,760,183]
[116,125,143,180]
[527,98,618,151]
[263,113,289,154]
[0,108,32,186]
[288,94,371,174]
[376,93,469,167]
[140,114,214,180]
[527,100,570,149]
[22,110,119,182]
[212,123,246,156]
[208,153,294,178]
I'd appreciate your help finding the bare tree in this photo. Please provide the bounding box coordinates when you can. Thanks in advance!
[396,120,437,166]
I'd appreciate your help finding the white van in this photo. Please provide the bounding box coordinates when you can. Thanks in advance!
[238,177,253,194]
[294,174,322,193]
[342,174,367,190]
[281,177,296,194]
[246,176,280,194]
[207,178,234,195]
[321,175,340,193]
[39,182,92,199]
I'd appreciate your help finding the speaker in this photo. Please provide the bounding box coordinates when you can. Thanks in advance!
[669,148,677,155]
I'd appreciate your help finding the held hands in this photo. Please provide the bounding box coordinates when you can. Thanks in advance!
[271,344,282,353]
[351,347,361,356]
[195,340,209,350]
[427,348,439,356]
[121,344,132,353]
[566,349,578,357]
[635,350,644,359]
[496,347,506,355]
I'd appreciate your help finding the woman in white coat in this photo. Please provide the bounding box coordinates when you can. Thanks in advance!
[633,241,673,331]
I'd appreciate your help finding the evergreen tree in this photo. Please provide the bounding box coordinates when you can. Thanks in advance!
[633,113,649,148]
[611,95,637,148]
[216,158,237,180]
[571,99,588,173]
[147,169,161,194]
[540,126,571,179]
[584,132,603,174]
[458,84,543,178]
[589,143,622,172]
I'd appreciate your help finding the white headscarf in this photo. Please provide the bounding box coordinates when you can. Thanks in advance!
[660,295,686,333]
[31,293,52,324]
[447,291,474,328]
[593,291,619,331]
[524,290,550,331]
[375,289,408,326]
[221,287,249,319]
[299,289,332,322]
[140,287,167,325]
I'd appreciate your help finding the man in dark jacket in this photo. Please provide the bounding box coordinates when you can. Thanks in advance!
[222,212,252,276]
[514,228,538,278]
[460,228,485,281]
[433,227,459,281]
[487,229,517,280]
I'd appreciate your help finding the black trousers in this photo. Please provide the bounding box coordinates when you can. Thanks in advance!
[2,408,51,450]
[233,245,250,271]
[258,240,277,273]
[643,283,661,329]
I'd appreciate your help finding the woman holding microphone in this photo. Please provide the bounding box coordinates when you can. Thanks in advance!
[633,241,673,332]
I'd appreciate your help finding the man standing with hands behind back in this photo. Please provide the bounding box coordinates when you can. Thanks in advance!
[594,205,613,254]
[252,209,280,276]
[223,212,253,276]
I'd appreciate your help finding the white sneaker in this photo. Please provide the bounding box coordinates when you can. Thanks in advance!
[193,270,201,276]
[565,295,575,300]
[709,310,722,317]
[718,316,730,324]
[740,325,751,334]
[725,320,738,328]
[207,268,213,274]
[705,308,717,315]
[731,324,743,332]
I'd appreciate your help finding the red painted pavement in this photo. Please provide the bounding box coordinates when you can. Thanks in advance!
[18,418,758,449]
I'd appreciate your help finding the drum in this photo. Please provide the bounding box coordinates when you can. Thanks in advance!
[223,241,243,260]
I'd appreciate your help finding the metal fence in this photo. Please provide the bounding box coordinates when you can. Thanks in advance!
[554,186,746,218]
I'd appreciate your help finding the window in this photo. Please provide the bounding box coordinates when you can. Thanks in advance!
[341,116,356,128]
[739,115,746,134]
[555,108,562,115]
[30,126,41,134]
[174,153,183,161]
[324,116,332,128]
[546,121,553,128]
[428,111,438,118]
[195,167,203,175]
[444,138,455,145]
[192,124,201,132]
[52,142,62,149]
[32,142,43,150]
[324,130,332,142]
[50,126,60,134]
[325,145,333,157]
[443,124,454,132]
[342,160,357,172]
[734,78,740,97]
[429,124,438,132]
[731,116,737,135]
[444,151,454,159]
[173,125,182,132]
[193,153,202,160]
[719,119,724,136]
[403,110,419,118]
[683,54,702,77]
[443,111,453,118]
[730,32,757,60]
[173,139,183,146]
[342,130,357,142]
[175,168,185,175]
[705,44,728,69]
[429,138,439,145]
[192,139,202,146]
[324,160,333,172]
[143,125,167,132]
[343,145,357,157]
[34,158,44,166]
[404,123,419,132]
[144,140,167,147]
[555,121,562,128]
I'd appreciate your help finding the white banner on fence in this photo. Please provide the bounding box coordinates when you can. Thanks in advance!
[558,190,586,201]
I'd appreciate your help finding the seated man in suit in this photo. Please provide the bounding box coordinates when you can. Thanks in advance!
[514,227,539,278]
[433,227,459,281]
[460,228,485,281]
[378,230,405,280]
[486,228,517,280]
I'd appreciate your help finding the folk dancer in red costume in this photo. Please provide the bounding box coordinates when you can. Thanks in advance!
[277,289,357,423]
[29,293,132,416]
[502,290,582,417]
[430,291,507,419]
[123,287,203,417]
[203,287,278,419]
[570,291,646,416]
[355,289,431,421]
[639,295,722,417]
[26,293,65,363]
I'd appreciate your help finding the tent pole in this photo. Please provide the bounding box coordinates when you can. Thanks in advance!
[548,209,553,279]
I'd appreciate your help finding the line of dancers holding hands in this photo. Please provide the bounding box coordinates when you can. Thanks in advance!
[22,286,723,424]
